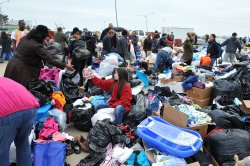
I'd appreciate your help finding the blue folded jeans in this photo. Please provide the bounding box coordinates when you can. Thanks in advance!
[0,108,37,166]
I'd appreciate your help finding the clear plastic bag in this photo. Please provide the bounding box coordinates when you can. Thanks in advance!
[49,108,67,130]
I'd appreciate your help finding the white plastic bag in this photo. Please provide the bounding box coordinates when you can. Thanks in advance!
[91,108,115,126]
[49,108,67,130]
[130,44,136,61]
[99,54,118,77]
[146,53,157,64]
[9,129,35,163]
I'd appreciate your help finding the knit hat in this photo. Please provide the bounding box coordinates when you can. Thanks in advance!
[35,25,49,38]
[71,27,81,35]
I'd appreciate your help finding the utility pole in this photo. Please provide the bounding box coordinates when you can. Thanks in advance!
[114,0,118,27]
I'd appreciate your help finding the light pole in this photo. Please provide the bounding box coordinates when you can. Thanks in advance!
[138,12,154,32]
[99,19,109,30]
[114,0,118,27]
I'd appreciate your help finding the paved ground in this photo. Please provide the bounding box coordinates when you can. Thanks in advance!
[0,62,88,166]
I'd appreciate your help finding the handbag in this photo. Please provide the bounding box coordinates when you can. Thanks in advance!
[34,141,66,166]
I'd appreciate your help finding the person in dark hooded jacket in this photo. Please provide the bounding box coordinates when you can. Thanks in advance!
[0,31,12,63]
[221,32,241,64]
[207,34,219,67]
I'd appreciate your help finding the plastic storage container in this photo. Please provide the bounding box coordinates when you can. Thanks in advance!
[36,104,52,121]
[137,116,203,158]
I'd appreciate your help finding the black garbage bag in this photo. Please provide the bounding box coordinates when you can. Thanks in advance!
[123,106,147,129]
[29,79,53,103]
[71,107,94,132]
[77,154,104,166]
[154,86,173,97]
[88,86,103,96]
[167,94,185,106]
[241,70,250,99]
[61,71,83,103]
[130,79,142,88]
[208,109,244,129]
[222,105,246,117]
[206,129,250,166]
[212,79,242,99]
[216,95,235,106]
[79,119,130,165]
[185,150,213,166]
[45,42,64,67]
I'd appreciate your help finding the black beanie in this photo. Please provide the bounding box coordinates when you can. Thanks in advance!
[71,27,80,35]
[35,25,49,37]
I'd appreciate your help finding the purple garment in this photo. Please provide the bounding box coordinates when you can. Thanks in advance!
[193,82,206,89]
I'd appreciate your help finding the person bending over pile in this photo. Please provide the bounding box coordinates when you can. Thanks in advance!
[0,77,40,166]
[4,25,74,89]
[83,67,132,125]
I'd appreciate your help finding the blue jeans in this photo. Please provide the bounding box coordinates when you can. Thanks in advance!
[2,52,13,62]
[0,108,37,166]
[210,58,217,67]
[95,103,126,125]
[153,51,174,72]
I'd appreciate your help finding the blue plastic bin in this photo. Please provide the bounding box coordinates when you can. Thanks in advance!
[35,103,52,121]
[137,116,203,158]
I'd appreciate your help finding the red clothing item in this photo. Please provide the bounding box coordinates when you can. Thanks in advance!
[91,76,132,113]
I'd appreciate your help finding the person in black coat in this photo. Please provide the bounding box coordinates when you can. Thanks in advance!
[143,33,153,57]
[0,31,12,63]
[207,34,219,67]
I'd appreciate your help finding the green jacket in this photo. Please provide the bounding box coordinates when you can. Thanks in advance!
[183,39,193,62]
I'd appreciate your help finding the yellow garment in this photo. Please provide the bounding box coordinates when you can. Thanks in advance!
[15,29,29,45]
[176,64,189,72]
[51,92,66,108]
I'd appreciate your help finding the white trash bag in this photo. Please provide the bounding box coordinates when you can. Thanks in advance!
[91,108,115,126]
[99,54,118,77]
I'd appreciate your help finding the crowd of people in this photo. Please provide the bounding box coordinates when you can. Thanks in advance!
[0,20,249,165]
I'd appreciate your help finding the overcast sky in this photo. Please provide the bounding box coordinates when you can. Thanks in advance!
[3,0,250,36]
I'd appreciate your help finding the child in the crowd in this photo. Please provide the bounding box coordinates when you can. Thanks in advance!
[83,67,132,125]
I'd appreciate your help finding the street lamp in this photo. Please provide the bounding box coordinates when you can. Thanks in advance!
[138,12,154,32]
[99,19,109,30]
[0,0,10,25]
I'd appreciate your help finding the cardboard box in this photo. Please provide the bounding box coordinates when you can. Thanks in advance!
[186,87,213,100]
[205,75,214,82]
[160,78,174,84]
[188,97,211,108]
[187,147,219,166]
[79,86,85,93]
[143,141,156,164]
[174,75,184,82]
[187,162,200,166]
[163,103,208,138]
[241,100,250,113]
[144,142,218,166]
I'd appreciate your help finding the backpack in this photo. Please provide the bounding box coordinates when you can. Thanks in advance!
[215,43,223,58]
[72,40,91,61]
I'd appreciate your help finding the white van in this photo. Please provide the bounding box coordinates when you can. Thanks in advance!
[129,30,146,41]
